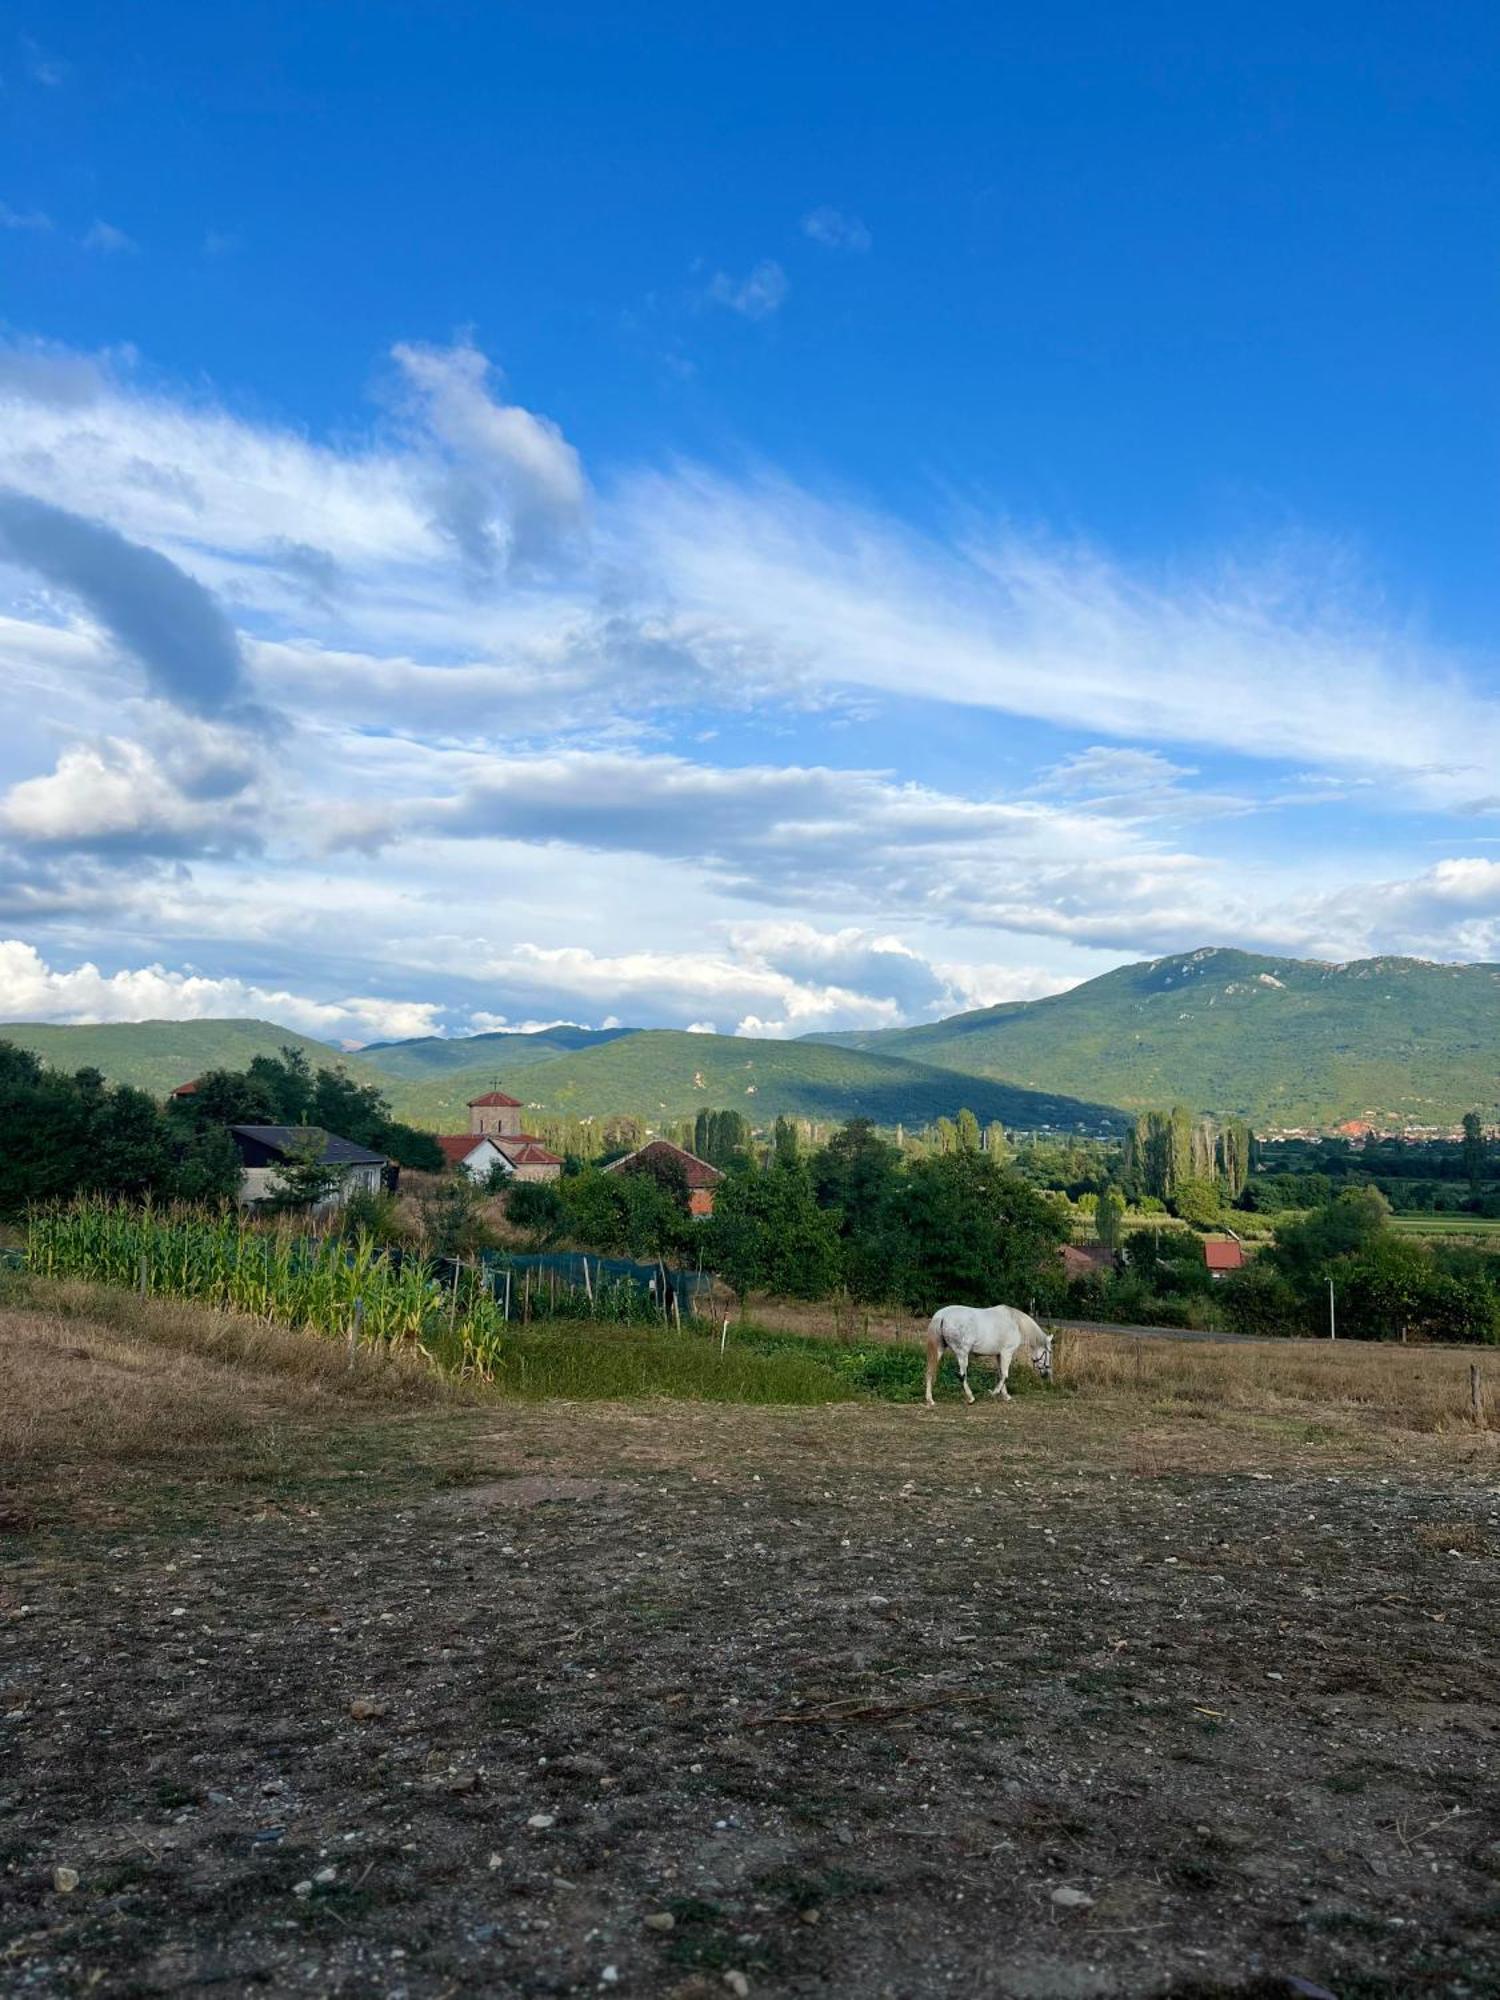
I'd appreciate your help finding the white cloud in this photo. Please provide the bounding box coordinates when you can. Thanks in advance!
[0,737,260,855]
[622,466,1500,808]
[706,261,789,320]
[0,939,442,1042]
[82,220,137,255]
[4,329,1500,1025]
[801,206,872,252]
[391,338,587,572]
[0,202,51,231]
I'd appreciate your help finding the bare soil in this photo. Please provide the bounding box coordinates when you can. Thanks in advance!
[3,1308,1499,1999]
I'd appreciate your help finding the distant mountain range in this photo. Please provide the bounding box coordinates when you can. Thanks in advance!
[7,947,1499,1133]
[809,947,1500,1127]
[0,1015,1120,1134]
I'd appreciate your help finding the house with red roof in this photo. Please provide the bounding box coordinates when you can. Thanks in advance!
[603,1138,723,1217]
[1203,1238,1247,1277]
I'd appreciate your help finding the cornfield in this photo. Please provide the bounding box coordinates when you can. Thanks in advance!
[25,1203,519,1378]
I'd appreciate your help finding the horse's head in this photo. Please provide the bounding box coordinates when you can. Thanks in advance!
[1029,1327,1055,1381]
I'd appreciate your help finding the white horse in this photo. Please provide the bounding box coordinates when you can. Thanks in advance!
[924,1303,1054,1406]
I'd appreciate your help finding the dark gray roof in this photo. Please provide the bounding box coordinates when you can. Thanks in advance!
[228,1125,388,1167]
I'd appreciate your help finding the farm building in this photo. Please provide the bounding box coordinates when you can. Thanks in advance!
[1203,1238,1247,1277]
[431,1090,562,1184]
[227,1125,387,1209]
[603,1138,723,1217]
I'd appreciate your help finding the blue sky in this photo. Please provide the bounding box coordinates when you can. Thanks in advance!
[1,2,1498,1042]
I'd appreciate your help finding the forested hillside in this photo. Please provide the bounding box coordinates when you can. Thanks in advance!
[811,948,1500,1127]
[369,1028,1122,1133]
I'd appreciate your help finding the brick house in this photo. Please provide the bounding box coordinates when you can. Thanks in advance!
[603,1138,723,1217]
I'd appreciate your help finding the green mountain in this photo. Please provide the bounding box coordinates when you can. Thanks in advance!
[0,1018,376,1097]
[369,1028,1122,1134]
[0,1016,1121,1134]
[810,948,1500,1128]
[359,1024,633,1080]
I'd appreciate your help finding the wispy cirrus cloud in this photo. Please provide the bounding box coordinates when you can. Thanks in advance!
[0,329,1497,1037]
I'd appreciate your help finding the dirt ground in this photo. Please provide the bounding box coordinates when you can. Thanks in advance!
[2,1312,1499,1999]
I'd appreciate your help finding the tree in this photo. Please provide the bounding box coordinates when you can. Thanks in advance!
[1462,1112,1486,1197]
[1172,1176,1223,1229]
[772,1116,801,1167]
[1095,1189,1126,1250]
[693,1108,752,1169]
[262,1133,343,1213]
[955,1108,982,1155]
[703,1159,842,1303]
[810,1119,901,1234]
[171,1125,245,1205]
[505,1179,567,1247]
[887,1153,1067,1314]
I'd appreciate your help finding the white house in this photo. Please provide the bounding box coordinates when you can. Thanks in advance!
[228,1125,387,1208]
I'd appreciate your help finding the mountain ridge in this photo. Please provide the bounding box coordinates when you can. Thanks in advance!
[808,947,1500,1126]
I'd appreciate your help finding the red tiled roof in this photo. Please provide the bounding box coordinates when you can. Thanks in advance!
[467,1090,523,1108]
[1060,1244,1115,1280]
[1203,1239,1246,1272]
[434,1134,498,1164]
[498,1138,562,1167]
[603,1139,723,1188]
[170,1078,201,1097]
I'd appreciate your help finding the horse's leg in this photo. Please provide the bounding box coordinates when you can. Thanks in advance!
[991,1349,1012,1400]
[924,1334,941,1407]
[957,1348,975,1405]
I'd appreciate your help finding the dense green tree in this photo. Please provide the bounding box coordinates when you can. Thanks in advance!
[692,1108,753,1169]
[1095,1189,1126,1250]
[1461,1112,1486,1196]
[955,1108,982,1154]
[505,1179,567,1247]
[703,1159,842,1303]
[886,1152,1067,1314]
[1172,1176,1223,1228]
[809,1120,901,1234]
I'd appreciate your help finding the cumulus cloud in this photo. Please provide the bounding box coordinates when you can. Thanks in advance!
[0,732,261,858]
[0,939,441,1042]
[0,491,249,713]
[801,206,872,252]
[706,261,789,320]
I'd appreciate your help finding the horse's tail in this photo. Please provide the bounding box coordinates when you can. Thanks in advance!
[925,1308,952,1355]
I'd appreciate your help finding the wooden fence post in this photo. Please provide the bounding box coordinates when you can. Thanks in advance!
[347,1294,364,1368]
[1472,1365,1486,1428]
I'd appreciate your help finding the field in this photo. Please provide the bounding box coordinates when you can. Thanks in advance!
[2,1284,1497,2000]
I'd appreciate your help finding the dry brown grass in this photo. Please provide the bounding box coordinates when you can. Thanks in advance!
[0,1275,453,1474]
[747,1291,1496,1433]
[1054,1326,1494,1432]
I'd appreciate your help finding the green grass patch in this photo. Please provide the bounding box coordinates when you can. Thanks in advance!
[488,1326,860,1404]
